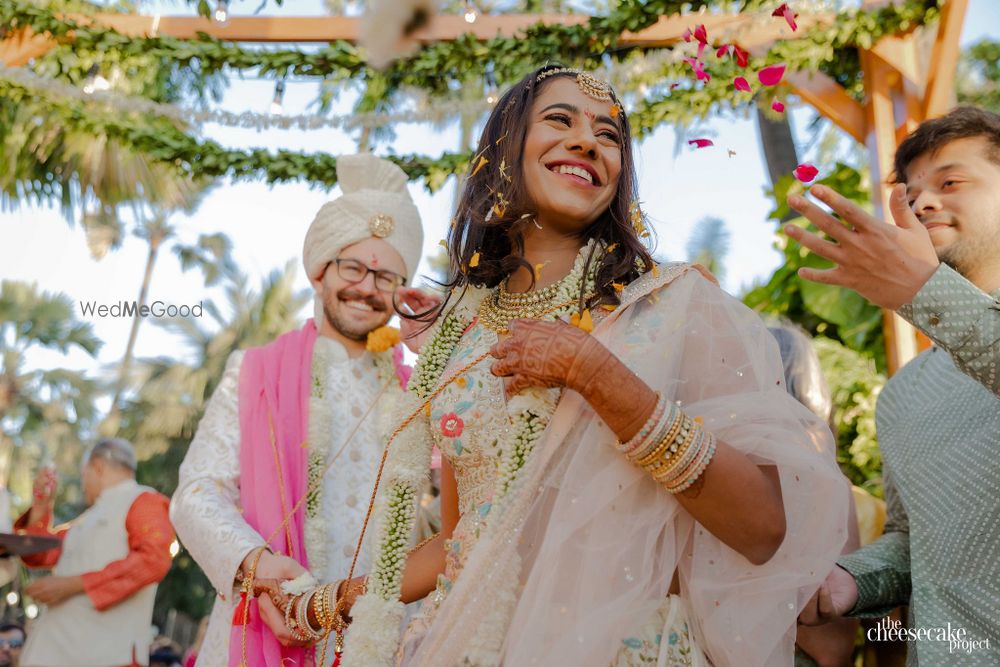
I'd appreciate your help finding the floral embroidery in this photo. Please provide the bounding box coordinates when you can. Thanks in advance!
[440,412,465,438]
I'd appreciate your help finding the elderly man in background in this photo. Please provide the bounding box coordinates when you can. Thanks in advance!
[15,438,173,667]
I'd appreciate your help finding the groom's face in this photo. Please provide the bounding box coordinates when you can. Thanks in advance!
[319,238,406,341]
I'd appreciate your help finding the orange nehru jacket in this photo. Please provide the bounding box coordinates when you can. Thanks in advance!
[16,492,174,610]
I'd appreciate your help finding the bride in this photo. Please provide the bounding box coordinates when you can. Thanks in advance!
[258,64,850,667]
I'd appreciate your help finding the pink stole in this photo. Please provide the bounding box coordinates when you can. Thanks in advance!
[228,321,316,667]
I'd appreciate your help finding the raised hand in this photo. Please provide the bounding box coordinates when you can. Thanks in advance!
[785,183,939,310]
[488,319,611,398]
[395,287,443,354]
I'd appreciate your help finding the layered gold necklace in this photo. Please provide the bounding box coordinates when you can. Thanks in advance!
[478,271,587,334]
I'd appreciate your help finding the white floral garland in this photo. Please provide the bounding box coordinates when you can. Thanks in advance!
[304,340,407,580]
[343,240,601,666]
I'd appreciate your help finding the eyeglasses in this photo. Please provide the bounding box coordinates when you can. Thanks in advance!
[0,638,23,648]
[333,258,406,293]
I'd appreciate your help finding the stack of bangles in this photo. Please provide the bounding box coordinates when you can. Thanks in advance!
[285,577,367,646]
[616,393,717,493]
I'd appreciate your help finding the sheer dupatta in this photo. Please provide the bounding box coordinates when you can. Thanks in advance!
[405,265,850,667]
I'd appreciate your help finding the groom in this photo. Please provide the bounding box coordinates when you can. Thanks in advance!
[171,154,436,665]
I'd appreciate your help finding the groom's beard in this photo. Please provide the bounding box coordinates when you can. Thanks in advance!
[323,288,390,341]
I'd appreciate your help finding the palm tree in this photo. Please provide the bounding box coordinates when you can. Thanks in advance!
[685,216,730,284]
[0,281,102,506]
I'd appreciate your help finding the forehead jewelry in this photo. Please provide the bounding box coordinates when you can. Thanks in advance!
[535,67,614,102]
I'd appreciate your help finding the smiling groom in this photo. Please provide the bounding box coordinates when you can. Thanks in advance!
[170,154,425,666]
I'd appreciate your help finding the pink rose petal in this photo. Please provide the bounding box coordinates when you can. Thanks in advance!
[694,24,708,44]
[758,63,786,87]
[771,100,785,113]
[688,138,714,148]
[684,57,711,83]
[772,4,798,31]
[716,44,730,58]
[697,41,707,59]
[682,28,693,42]
[734,76,751,92]
[734,45,749,68]
[793,163,819,182]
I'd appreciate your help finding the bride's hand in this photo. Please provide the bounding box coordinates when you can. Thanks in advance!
[252,578,312,647]
[488,319,612,398]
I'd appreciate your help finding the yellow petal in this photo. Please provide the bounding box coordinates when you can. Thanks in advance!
[438,239,448,249]
[612,282,625,293]
[651,264,660,278]
[601,304,617,312]
[576,309,594,333]
[534,262,548,281]
[423,403,432,417]
[607,243,619,252]
[473,155,489,176]
[569,312,581,327]
[470,251,481,268]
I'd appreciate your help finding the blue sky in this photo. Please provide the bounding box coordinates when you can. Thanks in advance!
[2,0,997,381]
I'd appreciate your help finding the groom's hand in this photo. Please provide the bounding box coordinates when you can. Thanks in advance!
[240,549,310,646]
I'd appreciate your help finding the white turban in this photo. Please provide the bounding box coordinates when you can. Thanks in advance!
[302,153,424,321]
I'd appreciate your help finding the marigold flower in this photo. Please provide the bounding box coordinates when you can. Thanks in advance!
[366,325,401,353]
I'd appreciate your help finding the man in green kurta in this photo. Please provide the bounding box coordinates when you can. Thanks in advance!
[788,106,1000,665]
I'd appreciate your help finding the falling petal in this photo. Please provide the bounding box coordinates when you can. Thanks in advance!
[612,282,625,293]
[688,138,714,148]
[606,242,619,252]
[472,155,489,176]
[601,304,617,312]
[793,163,819,182]
[771,100,785,113]
[758,64,786,87]
[734,46,749,68]
[610,104,622,119]
[772,4,798,31]
[577,309,594,333]
[683,57,711,83]
[727,149,737,158]
[716,44,730,58]
[651,264,660,278]
[694,24,707,44]
[534,262,547,281]
[697,41,707,59]
[470,251,480,268]
[438,239,448,248]
[682,27,693,42]
[733,76,751,92]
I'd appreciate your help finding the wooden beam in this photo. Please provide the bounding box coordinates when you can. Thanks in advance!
[787,71,867,143]
[922,0,968,119]
[861,49,921,374]
[0,28,56,67]
[871,34,922,88]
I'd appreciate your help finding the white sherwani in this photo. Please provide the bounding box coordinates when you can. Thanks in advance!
[171,337,385,666]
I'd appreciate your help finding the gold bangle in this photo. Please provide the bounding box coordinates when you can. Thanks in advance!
[653,426,702,483]
[636,414,688,467]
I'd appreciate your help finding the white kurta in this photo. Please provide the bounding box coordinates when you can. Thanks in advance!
[171,337,385,666]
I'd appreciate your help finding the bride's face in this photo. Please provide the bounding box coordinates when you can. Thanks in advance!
[521,77,623,234]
